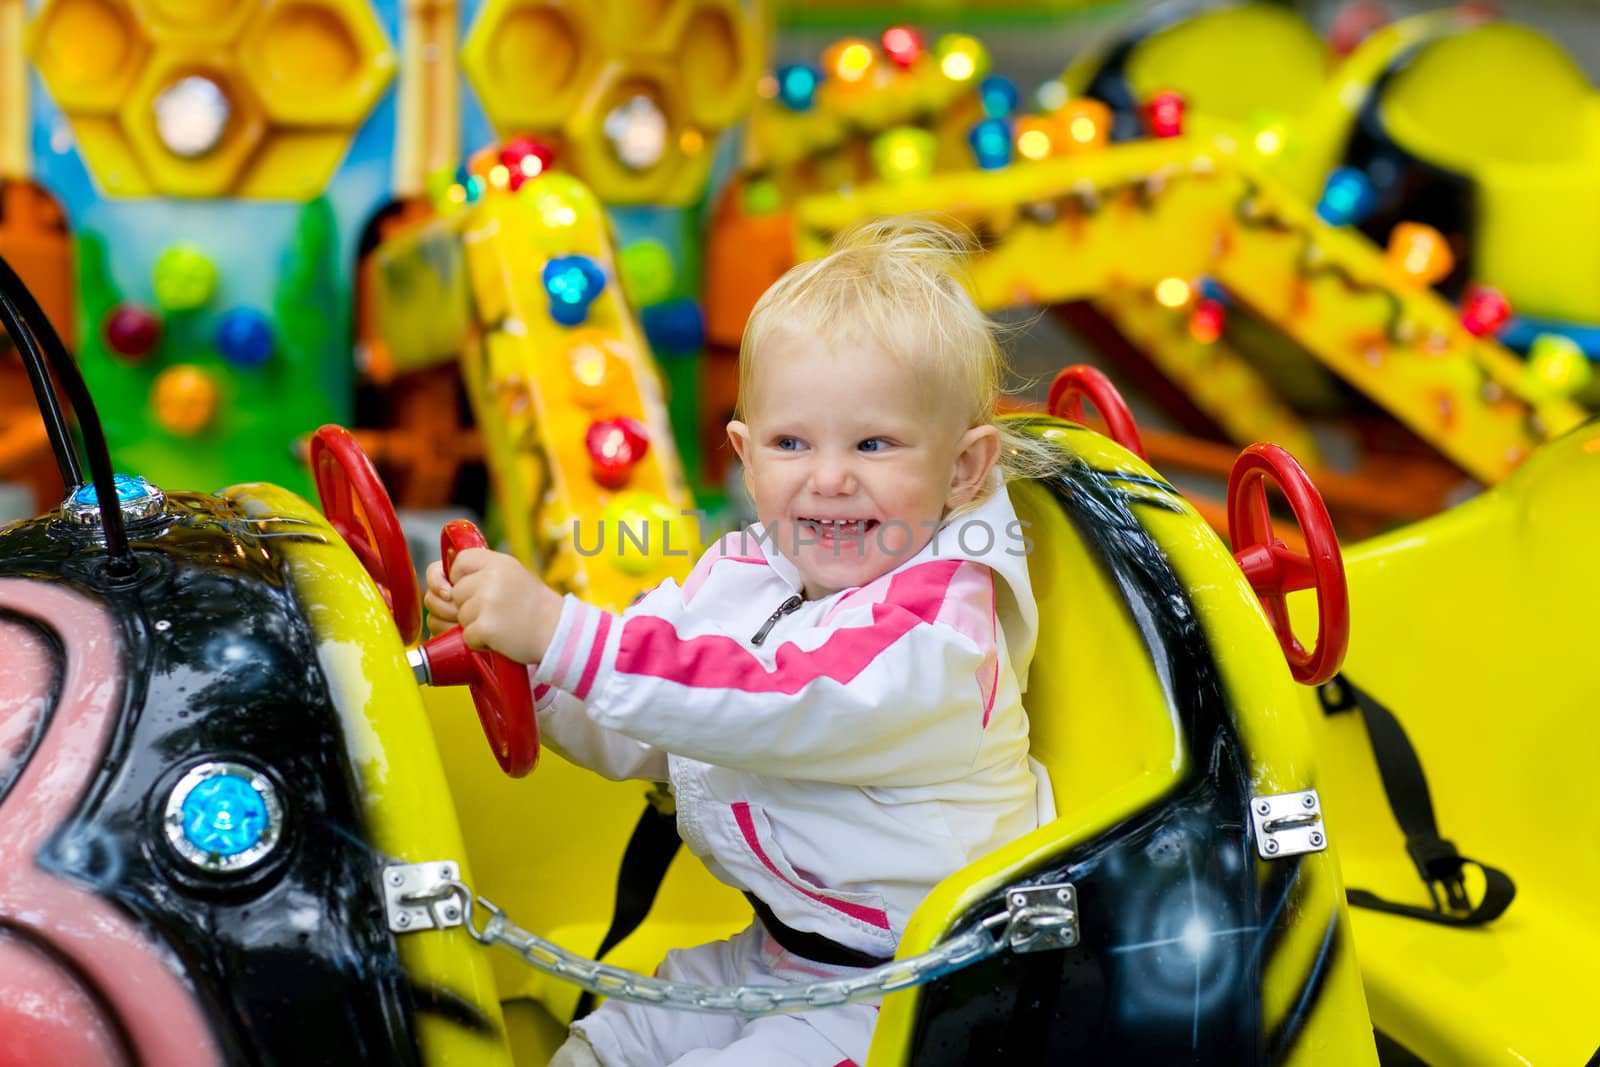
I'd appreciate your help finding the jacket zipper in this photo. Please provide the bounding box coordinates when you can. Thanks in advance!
[750,594,803,646]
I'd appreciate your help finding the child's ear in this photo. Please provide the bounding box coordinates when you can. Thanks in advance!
[727,420,753,469]
[947,425,1002,509]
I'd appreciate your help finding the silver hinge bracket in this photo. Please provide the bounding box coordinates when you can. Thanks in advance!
[383,861,465,934]
[1251,789,1327,859]
[1002,882,1079,953]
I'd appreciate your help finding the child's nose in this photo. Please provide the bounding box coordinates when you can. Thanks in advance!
[810,457,858,496]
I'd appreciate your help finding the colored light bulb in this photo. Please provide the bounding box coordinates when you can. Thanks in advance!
[775,64,820,111]
[881,26,922,69]
[543,255,607,327]
[586,417,650,489]
[181,773,269,857]
[968,118,1012,170]
[1386,222,1454,286]
[1526,333,1593,397]
[1460,285,1511,337]
[1190,298,1227,344]
[1143,90,1186,138]
[104,304,162,360]
[872,126,937,182]
[1317,167,1378,226]
[151,364,220,436]
[979,75,1019,118]
[214,307,274,368]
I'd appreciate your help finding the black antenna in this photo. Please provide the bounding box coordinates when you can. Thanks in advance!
[0,253,137,576]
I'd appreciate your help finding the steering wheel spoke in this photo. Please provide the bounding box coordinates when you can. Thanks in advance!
[1226,443,1349,686]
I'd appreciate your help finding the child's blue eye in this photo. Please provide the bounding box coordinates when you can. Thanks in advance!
[776,437,803,451]
[858,438,887,453]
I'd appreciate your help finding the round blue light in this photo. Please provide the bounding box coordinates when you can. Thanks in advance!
[776,64,820,111]
[1316,167,1378,227]
[180,773,269,857]
[71,473,154,509]
[968,118,1013,170]
[1197,277,1233,307]
[979,75,1019,119]
[214,307,274,369]
[543,255,607,326]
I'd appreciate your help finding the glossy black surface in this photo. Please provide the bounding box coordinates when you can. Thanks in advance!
[0,493,486,1065]
[906,445,1339,1066]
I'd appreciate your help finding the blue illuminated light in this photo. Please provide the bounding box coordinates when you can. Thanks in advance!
[1316,167,1378,226]
[776,64,820,111]
[71,473,152,508]
[181,773,269,857]
[968,118,1013,170]
[979,75,1019,118]
[542,255,607,326]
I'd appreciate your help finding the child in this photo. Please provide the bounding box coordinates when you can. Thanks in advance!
[427,217,1060,1066]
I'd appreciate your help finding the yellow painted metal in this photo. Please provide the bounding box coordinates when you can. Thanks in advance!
[25,0,393,198]
[1290,420,1600,1064]
[792,133,1586,483]
[1095,283,1323,466]
[461,0,760,206]
[454,174,700,609]
[219,482,514,1067]
[1,0,27,177]
[872,424,1377,1065]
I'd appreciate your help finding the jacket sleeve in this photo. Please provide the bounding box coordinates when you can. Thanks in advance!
[533,559,1001,786]
[531,681,669,782]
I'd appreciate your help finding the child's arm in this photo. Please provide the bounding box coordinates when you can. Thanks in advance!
[427,550,667,782]
[535,559,1001,787]
[532,685,668,782]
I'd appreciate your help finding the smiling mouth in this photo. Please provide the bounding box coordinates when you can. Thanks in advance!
[798,517,880,539]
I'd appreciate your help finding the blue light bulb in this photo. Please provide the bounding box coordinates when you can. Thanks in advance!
[542,255,607,326]
[776,64,820,112]
[968,118,1013,170]
[979,75,1019,118]
[1316,167,1378,226]
[181,773,268,857]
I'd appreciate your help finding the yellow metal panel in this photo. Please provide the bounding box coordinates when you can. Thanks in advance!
[220,482,514,1067]
[1291,421,1600,1064]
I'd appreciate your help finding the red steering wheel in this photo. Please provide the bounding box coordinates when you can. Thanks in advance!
[1226,443,1349,686]
[1047,365,1147,459]
[310,425,422,645]
[418,520,539,777]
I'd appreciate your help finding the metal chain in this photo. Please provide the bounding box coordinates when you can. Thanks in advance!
[417,879,1073,1017]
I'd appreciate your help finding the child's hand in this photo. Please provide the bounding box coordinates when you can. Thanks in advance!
[423,560,458,638]
[445,548,565,665]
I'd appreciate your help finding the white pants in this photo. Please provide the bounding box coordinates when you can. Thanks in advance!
[569,923,877,1066]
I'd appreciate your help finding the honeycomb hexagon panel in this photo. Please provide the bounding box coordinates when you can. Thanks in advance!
[27,0,395,199]
[462,0,760,206]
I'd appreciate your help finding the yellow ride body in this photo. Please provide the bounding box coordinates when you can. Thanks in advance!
[1291,419,1600,1064]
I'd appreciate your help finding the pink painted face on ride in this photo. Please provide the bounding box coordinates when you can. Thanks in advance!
[727,329,1000,600]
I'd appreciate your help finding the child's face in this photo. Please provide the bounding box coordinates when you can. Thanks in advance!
[727,331,999,599]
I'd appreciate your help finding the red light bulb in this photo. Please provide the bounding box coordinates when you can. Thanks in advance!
[585,417,650,488]
[1143,90,1186,139]
[1460,285,1510,337]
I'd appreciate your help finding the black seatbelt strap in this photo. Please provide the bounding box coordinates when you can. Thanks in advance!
[1319,674,1514,926]
[572,786,683,1020]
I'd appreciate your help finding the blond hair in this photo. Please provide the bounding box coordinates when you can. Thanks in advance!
[737,215,1065,500]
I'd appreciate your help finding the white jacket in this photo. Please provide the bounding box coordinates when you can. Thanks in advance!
[531,485,1051,958]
